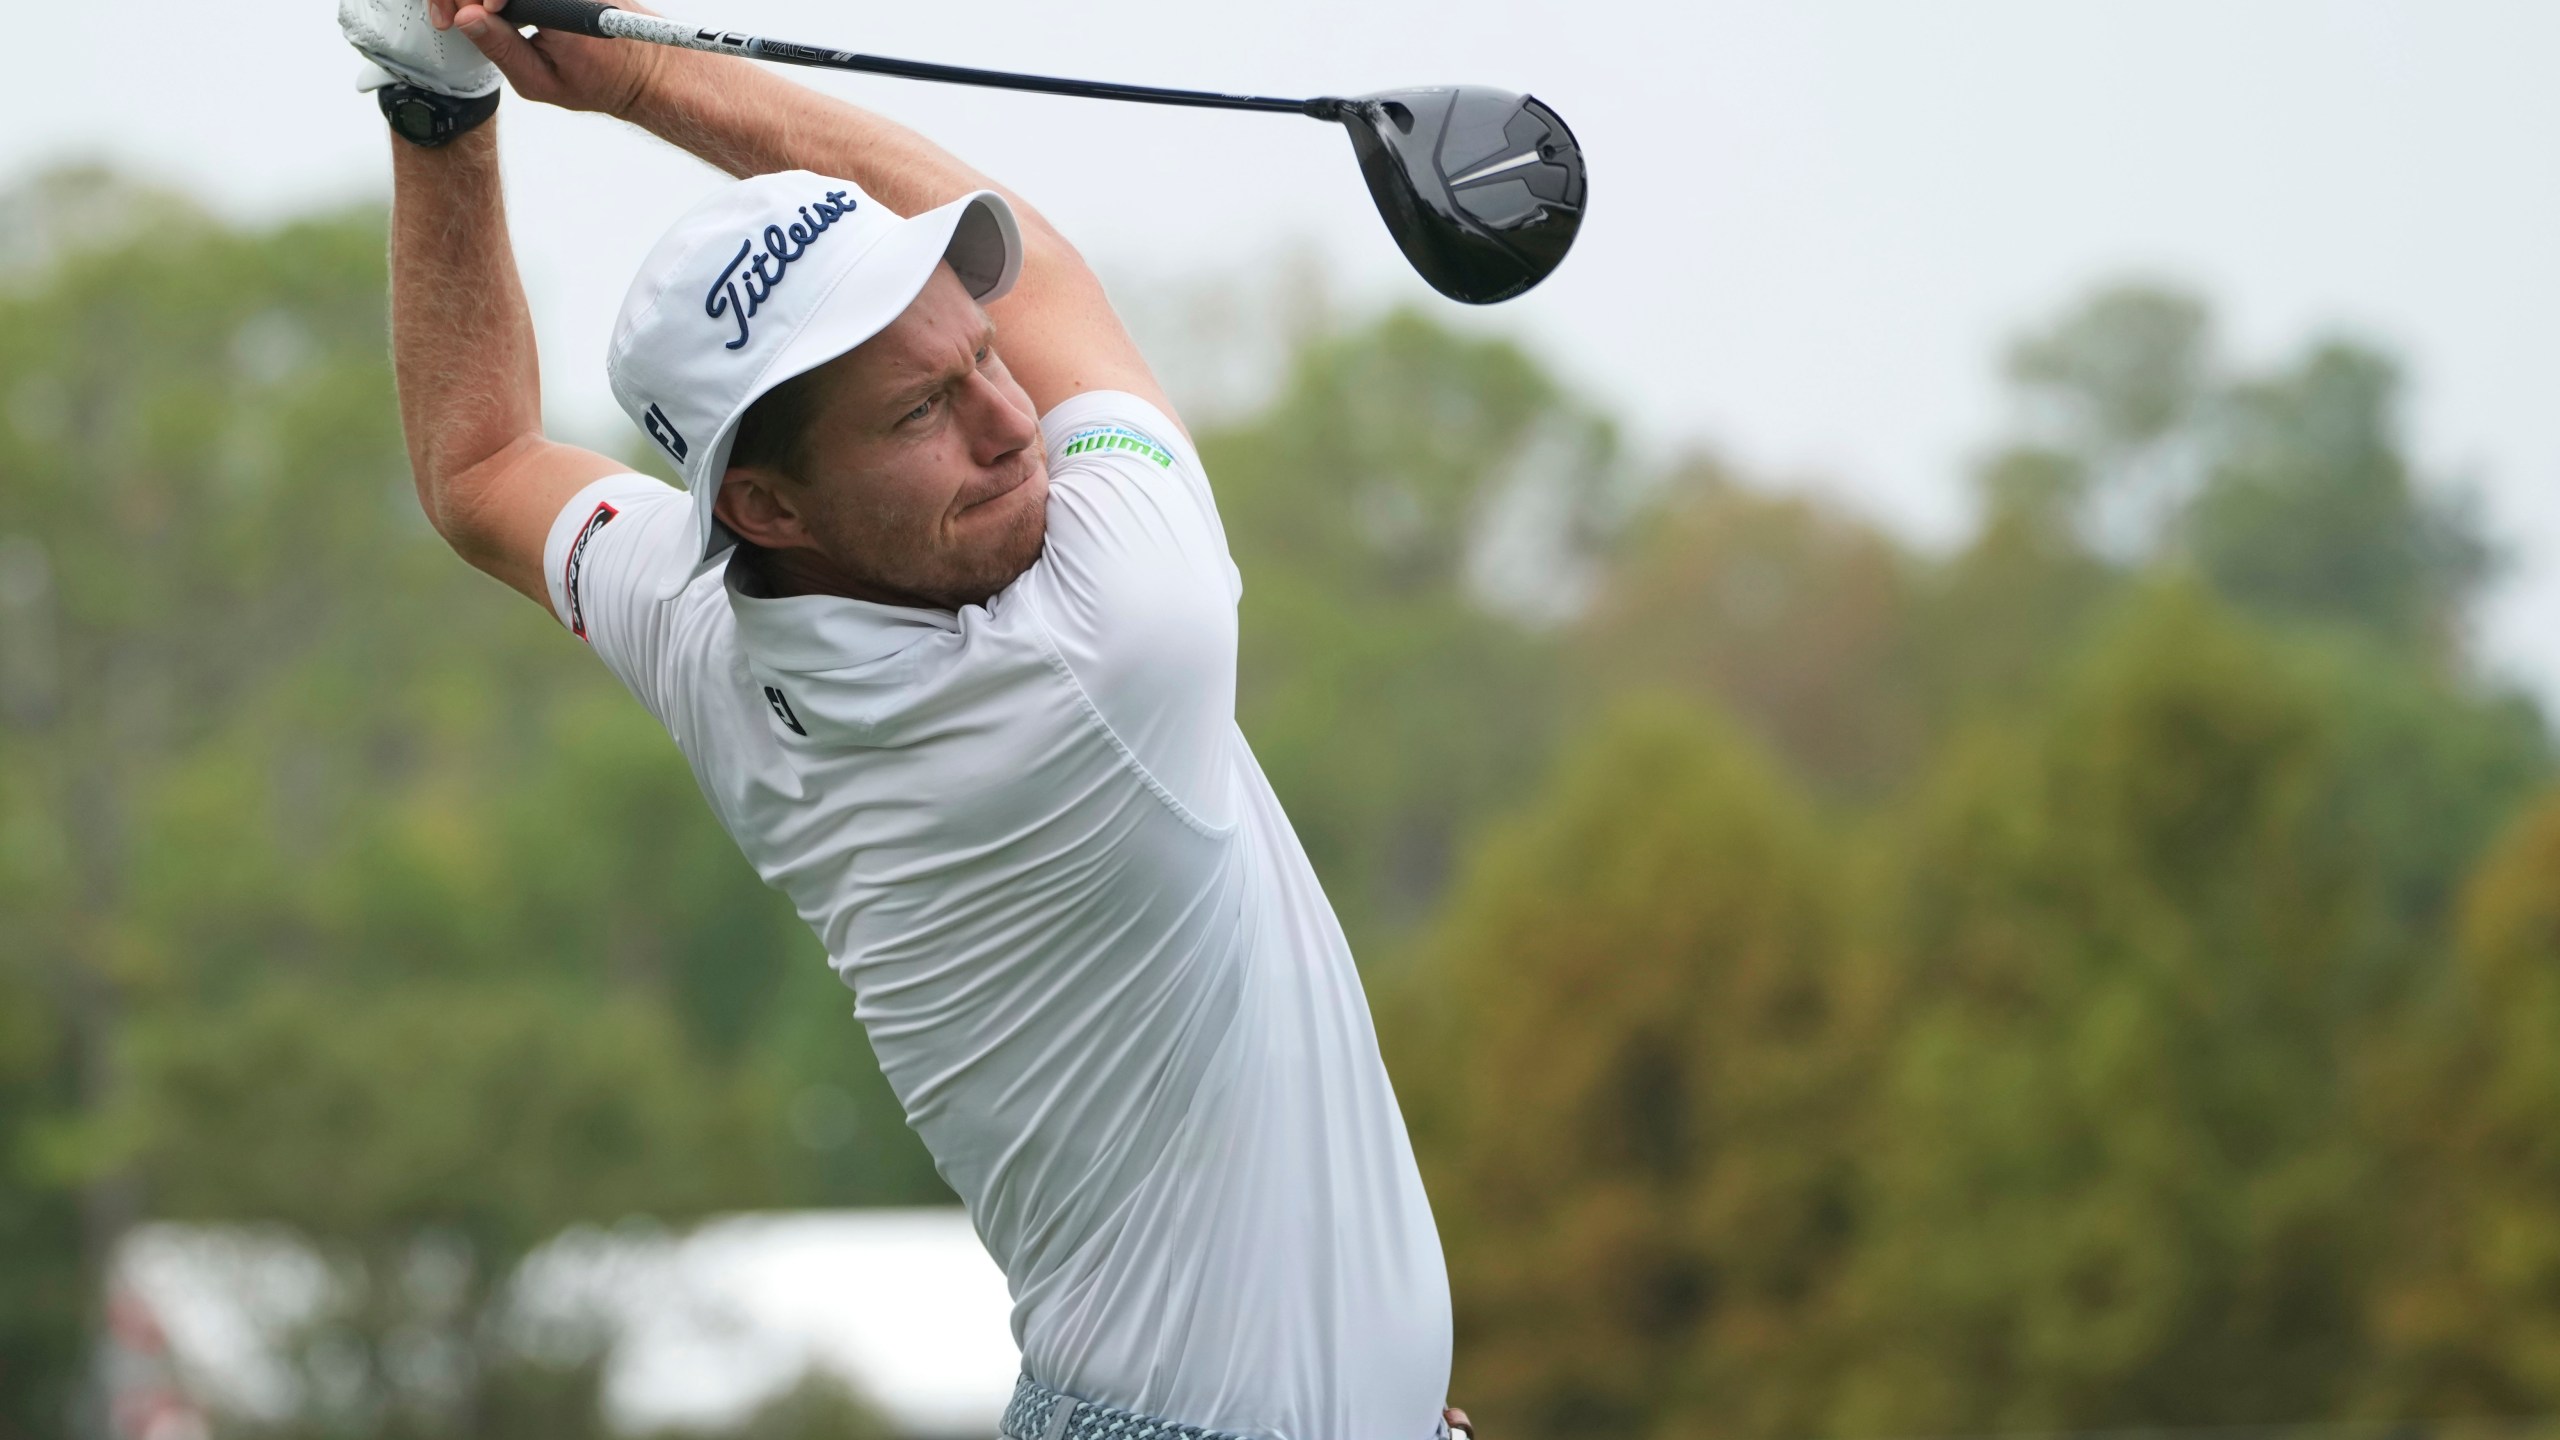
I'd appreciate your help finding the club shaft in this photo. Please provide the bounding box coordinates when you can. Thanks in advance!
[573,6,1326,115]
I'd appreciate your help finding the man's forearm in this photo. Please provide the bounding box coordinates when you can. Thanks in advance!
[389,122,544,550]
[604,52,1168,421]
[620,52,1003,220]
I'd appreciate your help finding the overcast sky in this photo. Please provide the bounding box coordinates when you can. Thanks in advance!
[7,1,2558,700]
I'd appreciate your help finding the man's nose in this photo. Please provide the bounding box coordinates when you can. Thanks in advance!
[960,370,1039,465]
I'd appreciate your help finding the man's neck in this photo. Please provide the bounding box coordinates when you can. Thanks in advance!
[735,543,948,612]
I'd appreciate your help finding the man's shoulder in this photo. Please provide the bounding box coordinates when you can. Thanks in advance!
[545,474,699,640]
[1040,391,1194,468]
[540,474,757,744]
[1052,417,1183,470]
[1012,393,1239,830]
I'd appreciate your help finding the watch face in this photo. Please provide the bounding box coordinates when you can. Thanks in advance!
[393,96,439,143]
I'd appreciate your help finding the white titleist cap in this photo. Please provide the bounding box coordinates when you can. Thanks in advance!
[605,170,1024,566]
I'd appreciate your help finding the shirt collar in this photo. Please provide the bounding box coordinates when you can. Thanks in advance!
[724,553,962,675]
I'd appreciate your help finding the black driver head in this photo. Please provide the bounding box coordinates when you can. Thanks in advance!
[1325,87,1586,305]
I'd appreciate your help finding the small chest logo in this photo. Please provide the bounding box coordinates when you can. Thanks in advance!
[643,403,689,463]
[706,190,858,352]
[563,501,618,641]
[763,685,808,736]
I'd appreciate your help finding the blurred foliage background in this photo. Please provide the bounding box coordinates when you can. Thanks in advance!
[3,166,2558,1440]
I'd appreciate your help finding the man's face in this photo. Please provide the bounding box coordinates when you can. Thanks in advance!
[715,264,1049,609]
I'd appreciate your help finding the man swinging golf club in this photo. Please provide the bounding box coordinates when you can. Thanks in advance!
[342,1,1465,1436]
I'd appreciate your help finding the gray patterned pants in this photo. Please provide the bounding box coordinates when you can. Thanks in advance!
[999,1375,1460,1440]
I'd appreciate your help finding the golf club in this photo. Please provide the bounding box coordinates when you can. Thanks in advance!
[498,0,1586,304]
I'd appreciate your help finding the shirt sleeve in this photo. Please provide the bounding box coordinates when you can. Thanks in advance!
[541,474,703,728]
[1020,391,1242,830]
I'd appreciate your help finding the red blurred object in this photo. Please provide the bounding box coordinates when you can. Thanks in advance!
[103,1282,210,1440]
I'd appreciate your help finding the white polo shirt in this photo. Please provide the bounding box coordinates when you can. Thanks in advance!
[542,390,1451,1440]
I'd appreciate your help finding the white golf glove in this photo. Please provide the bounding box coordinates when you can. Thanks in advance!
[340,0,501,97]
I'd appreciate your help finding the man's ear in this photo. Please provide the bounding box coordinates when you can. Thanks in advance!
[712,467,812,552]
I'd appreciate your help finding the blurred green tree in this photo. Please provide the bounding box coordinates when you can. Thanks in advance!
[2360,789,2560,1418]
[2188,343,2491,661]
[0,744,81,1440]
[1944,285,2539,950]
[698,1373,897,1440]
[1834,589,2386,1435]
[2008,286,2213,457]
[2274,635,2549,972]
[0,166,447,1437]
[1579,459,1923,800]
[122,986,770,1438]
[1205,310,1624,948]
[125,985,766,1260]
[1998,282,2496,671]
[1397,697,1867,1440]
[1910,445,2119,733]
[0,168,941,1435]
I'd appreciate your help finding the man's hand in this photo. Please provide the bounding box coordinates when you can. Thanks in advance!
[433,0,671,117]
[344,0,498,96]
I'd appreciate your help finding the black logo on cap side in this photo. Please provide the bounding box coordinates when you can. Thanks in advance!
[643,403,689,462]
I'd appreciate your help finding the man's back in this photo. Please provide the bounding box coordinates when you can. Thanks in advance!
[546,391,1451,1439]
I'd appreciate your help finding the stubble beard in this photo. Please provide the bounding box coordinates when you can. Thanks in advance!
[939,470,1049,608]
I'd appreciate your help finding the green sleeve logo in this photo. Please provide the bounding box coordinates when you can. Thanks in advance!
[1058,424,1176,469]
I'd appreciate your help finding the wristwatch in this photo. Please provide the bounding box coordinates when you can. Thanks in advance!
[377,83,501,148]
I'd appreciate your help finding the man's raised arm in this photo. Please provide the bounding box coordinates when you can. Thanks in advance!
[390,123,623,608]
[437,0,1178,429]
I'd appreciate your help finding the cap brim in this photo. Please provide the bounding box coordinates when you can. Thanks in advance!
[673,190,1025,584]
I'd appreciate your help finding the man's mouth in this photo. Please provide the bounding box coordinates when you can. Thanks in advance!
[955,456,1043,516]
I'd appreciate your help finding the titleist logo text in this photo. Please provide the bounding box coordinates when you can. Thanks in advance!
[706,190,858,351]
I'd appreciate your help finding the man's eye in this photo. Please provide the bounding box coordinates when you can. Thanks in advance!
[904,396,936,423]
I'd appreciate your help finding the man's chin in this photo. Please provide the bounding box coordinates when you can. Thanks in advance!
[946,484,1049,606]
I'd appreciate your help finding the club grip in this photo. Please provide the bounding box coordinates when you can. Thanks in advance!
[502,0,617,37]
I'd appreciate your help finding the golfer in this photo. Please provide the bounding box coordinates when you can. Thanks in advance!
[340,1,1459,1436]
